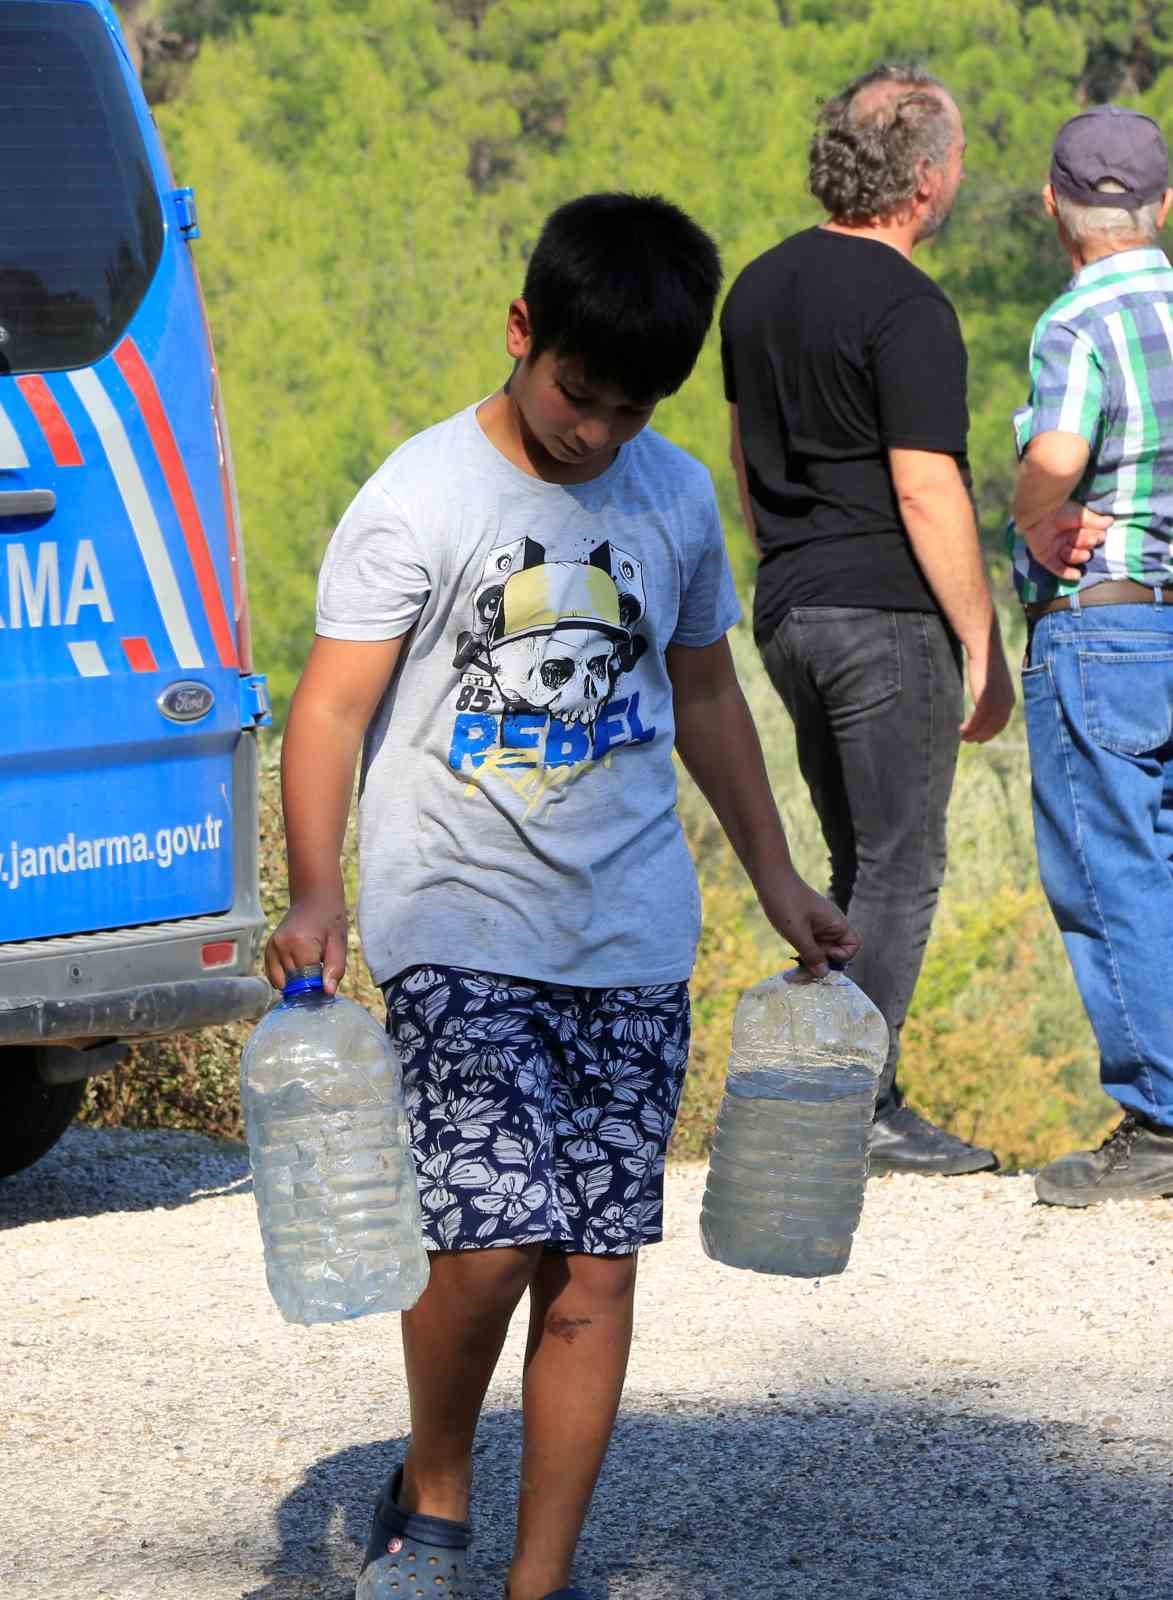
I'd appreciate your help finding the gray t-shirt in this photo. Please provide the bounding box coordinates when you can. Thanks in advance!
[316,402,741,988]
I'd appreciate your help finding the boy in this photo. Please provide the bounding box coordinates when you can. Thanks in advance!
[266,192,858,1600]
[1010,107,1173,1206]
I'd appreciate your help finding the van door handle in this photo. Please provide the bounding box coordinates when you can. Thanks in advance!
[0,489,55,516]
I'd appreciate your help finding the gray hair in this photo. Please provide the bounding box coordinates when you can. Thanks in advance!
[809,62,954,223]
[1054,178,1162,246]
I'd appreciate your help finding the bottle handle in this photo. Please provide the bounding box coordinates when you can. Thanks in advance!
[785,956,849,985]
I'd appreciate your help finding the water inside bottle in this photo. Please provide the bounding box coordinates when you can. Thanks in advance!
[700,969,887,1279]
[724,1060,878,1103]
[241,984,430,1324]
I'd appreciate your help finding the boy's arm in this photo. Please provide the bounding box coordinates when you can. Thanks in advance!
[265,634,405,994]
[667,635,860,977]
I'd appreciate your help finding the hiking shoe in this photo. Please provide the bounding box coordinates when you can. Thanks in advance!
[868,1105,999,1176]
[356,1467,471,1600]
[1035,1114,1173,1207]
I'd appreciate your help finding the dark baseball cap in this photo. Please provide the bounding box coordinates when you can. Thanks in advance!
[1050,104,1169,209]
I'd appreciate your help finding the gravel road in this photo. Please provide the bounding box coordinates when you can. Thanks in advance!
[3,1125,1172,1600]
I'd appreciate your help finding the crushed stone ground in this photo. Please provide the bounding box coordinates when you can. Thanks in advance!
[2,1125,1171,1599]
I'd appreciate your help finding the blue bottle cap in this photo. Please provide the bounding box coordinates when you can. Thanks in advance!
[283,963,325,998]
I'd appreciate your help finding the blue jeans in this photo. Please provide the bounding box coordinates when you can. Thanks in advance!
[1023,599,1173,1124]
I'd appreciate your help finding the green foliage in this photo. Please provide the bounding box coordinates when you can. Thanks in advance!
[89,0,1139,1163]
[146,0,1173,714]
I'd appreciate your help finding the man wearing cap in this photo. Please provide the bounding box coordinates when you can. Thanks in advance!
[1011,103,1173,1205]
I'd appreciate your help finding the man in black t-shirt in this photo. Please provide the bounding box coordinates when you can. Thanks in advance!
[721,63,1015,1174]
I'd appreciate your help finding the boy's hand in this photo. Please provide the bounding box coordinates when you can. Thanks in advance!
[758,867,860,978]
[264,889,348,996]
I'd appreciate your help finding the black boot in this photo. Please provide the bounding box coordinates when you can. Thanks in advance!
[868,1104,999,1176]
[1035,1113,1173,1207]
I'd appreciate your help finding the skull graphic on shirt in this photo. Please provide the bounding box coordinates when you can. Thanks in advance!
[492,627,620,726]
[452,538,648,732]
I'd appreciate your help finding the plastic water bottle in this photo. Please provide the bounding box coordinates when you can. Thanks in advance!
[700,966,888,1278]
[240,965,430,1323]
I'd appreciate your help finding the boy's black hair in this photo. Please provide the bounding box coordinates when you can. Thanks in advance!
[522,192,722,406]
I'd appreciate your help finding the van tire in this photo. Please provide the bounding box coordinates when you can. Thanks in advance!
[0,1049,87,1178]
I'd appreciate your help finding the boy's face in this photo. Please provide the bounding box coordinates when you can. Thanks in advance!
[505,299,657,475]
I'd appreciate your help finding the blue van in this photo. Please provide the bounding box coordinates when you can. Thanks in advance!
[0,0,271,1175]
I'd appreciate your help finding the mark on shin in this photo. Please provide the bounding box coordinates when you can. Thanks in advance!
[547,1313,593,1343]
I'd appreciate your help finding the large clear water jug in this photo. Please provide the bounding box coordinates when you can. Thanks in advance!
[240,965,430,1323]
[700,966,888,1278]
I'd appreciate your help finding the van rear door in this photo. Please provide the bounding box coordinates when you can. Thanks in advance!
[0,0,249,943]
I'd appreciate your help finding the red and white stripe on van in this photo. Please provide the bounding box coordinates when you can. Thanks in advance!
[1,335,239,679]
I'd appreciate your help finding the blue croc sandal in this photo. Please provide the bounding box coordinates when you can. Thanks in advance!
[355,1467,471,1600]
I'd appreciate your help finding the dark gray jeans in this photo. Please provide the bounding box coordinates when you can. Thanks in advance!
[760,607,963,1113]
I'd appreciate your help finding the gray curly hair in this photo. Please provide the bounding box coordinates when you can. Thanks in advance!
[809,63,955,223]
[1055,179,1162,246]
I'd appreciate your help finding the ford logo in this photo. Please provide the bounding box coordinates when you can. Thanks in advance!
[158,680,215,723]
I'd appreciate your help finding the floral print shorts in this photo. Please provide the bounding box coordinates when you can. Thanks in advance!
[382,965,691,1256]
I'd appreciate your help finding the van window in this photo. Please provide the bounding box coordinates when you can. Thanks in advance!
[0,3,165,376]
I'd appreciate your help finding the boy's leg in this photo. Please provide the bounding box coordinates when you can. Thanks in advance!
[382,965,567,1528]
[400,1244,542,1522]
[506,1250,638,1600]
[500,979,690,1599]
[384,968,688,1595]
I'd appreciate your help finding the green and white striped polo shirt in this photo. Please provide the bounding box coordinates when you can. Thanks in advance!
[1009,246,1173,603]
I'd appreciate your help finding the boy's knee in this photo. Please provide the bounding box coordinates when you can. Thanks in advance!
[554,1250,638,1308]
[427,1245,539,1315]
[476,1247,540,1304]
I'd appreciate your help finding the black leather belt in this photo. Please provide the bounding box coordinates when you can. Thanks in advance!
[1024,577,1171,623]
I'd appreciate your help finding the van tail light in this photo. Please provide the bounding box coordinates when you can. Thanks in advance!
[202,940,237,969]
[192,262,253,672]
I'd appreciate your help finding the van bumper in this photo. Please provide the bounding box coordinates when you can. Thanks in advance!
[0,975,273,1050]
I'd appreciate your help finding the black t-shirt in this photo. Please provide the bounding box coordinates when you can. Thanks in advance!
[719,227,970,642]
